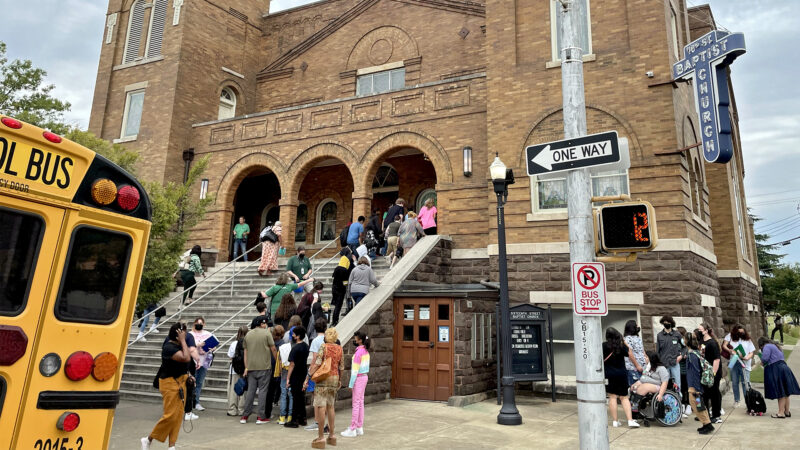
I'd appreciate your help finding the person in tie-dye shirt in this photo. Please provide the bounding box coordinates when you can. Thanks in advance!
[341,331,370,438]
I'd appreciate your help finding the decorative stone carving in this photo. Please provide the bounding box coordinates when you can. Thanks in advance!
[105,13,117,44]
[347,26,418,71]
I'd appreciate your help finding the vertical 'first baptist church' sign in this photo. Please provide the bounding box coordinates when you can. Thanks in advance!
[673,30,746,164]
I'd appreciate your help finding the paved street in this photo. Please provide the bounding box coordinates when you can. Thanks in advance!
[110,346,800,449]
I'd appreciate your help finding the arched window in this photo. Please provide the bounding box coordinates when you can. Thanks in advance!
[260,204,279,230]
[372,163,399,193]
[123,0,167,64]
[295,204,308,243]
[316,200,337,243]
[218,87,237,120]
[416,188,437,211]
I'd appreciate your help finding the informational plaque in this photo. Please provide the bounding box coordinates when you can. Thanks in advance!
[508,304,548,381]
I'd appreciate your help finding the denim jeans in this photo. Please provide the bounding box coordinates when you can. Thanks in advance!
[667,364,681,393]
[730,362,750,403]
[351,292,367,306]
[233,238,248,261]
[279,370,293,416]
[626,369,641,386]
[194,366,208,407]
[139,305,161,332]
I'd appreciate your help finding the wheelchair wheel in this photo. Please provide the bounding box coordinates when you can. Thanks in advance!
[655,391,682,426]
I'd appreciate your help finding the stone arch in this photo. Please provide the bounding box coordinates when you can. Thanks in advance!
[517,105,644,168]
[346,26,419,70]
[217,152,287,209]
[285,142,360,201]
[358,130,452,197]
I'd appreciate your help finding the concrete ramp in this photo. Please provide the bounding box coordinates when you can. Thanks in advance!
[335,235,450,342]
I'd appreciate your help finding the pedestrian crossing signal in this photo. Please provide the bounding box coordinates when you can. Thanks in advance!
[597,201,658,253]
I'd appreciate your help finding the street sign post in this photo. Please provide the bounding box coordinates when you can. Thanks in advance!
[672,30,746,164]
[526,131,620,176]
[571,262,607,316]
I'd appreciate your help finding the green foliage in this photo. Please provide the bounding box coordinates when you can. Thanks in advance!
[751,213,785,277]
[762,264,800,321]
[64,129,140,175]
[66,129,213,310]
[0,41,71,134]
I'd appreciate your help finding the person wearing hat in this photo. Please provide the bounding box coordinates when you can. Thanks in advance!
[239,316,278,424]
[286,246,313,283]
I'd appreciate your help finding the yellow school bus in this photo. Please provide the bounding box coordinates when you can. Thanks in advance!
[0,116,151,449]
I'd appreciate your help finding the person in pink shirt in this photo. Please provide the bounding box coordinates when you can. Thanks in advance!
[418,198,438,235]
[341,331,370,437]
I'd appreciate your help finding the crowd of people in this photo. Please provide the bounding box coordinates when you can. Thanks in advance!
[603,315,800,435]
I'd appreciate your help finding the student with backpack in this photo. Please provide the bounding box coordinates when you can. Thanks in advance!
[758,336,800,418]
[686,332,715,434]
[226,326,249,416]
[697,323,723,423]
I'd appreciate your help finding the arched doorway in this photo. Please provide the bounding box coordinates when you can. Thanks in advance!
[230,169,281,260]
[367,147,437,215]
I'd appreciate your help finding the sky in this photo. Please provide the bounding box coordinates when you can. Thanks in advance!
[1,0,798,264]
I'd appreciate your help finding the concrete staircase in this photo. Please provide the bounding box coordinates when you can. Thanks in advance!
[121,251,392,409]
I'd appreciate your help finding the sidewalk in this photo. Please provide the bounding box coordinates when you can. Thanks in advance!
[111,350,800,449]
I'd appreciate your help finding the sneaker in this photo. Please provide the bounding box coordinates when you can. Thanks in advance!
[278,416,286,425]
[256,417,270,424]
[720,408,726,415]
[627,420,640,428]
[699,424,715,435]
[305,422,319,431]
[284,421,299,428]
[287,415,292,423]
[150,325,160,333]
[733,402,741,408]
[612,421,621,428]
[682,413,689,419]
[195,403,205,411]
[341,428,357,437]
[168,447,175,450]
[712,417,723,424]
[684,405,692,415]
[136,332,146,342]
[356,427,364,436]
[141,437,150,450]
[184,412,199,421]
[240,415,249,424]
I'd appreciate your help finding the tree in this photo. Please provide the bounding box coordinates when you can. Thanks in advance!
[67,129,214,310]
[751,212,785,278]
[0,41,71,134]
[761,264,800,324]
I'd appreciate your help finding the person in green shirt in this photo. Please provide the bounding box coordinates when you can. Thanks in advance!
[286,246,313,283]
[232,216,251,261]
[262,273,315,318]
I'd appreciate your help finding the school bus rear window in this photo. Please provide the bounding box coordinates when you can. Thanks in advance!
[0,208,44,316]
[55,227,132,324]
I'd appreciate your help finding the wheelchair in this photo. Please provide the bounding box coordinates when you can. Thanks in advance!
[630,378,683,427]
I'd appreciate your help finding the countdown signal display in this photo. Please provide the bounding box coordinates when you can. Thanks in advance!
[597,201,658,253]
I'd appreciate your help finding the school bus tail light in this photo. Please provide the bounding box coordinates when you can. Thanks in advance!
[1,116,22,129]
[92,352,118,381]
[64,351,94,381]
[56,412,80,432]
[116,185,141,211]
[90,179,117,206]
[42,130,63,143]
[0,325,28,365]
[39,353,62,377]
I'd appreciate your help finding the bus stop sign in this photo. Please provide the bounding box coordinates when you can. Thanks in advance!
[571,262,607,316]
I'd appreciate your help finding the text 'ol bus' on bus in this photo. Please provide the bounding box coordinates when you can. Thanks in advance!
[0,116,152,449]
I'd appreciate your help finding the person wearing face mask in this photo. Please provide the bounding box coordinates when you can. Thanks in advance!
[656,315,685,395]
[189,317,218,413]
[341,331,370,438]
[286,246,313,283]
[696,323,723,423]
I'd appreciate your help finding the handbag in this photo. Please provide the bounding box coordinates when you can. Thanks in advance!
[260,226,278,243]
[234,377,248,396]
[311,345,333,383]
[154,306,167,318]
[278,247,287,256]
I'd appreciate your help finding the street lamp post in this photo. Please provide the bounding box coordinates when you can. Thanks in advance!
[490,153,521,426]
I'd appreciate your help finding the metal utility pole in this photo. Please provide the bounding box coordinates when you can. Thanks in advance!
[558,0,609,448]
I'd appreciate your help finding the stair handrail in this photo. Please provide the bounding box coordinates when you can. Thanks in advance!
[211,240,340,353]
[128,255,262,346]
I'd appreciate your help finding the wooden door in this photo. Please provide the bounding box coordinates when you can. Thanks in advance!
[392,297,453,401]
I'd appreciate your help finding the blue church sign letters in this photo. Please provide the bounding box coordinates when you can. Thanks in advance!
[672,30,746,164]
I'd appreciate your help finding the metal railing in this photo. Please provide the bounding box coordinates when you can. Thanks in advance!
[130,242,264,334]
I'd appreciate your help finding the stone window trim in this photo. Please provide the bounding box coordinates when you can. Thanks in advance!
[356,60,404,76]
[113,55,165,71]
[122,0,167,65]
[669,4,681,62]
[222,66,245,79]
[315,198,338,244]
[528,170,630,219]
[116,86,147,142]
[218,87,237,120]
[547,0,595,68]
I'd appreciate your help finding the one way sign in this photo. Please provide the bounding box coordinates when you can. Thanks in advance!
[526,131,621,176]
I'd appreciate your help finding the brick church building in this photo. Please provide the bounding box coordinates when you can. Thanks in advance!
[89,0,762,382]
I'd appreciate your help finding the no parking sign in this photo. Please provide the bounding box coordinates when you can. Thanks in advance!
[571,262,607,316]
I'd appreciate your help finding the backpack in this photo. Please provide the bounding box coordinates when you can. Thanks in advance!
[339,224,351,247]
[231,338,246,376]
[745,383,767,415]
[691,350,715,387]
